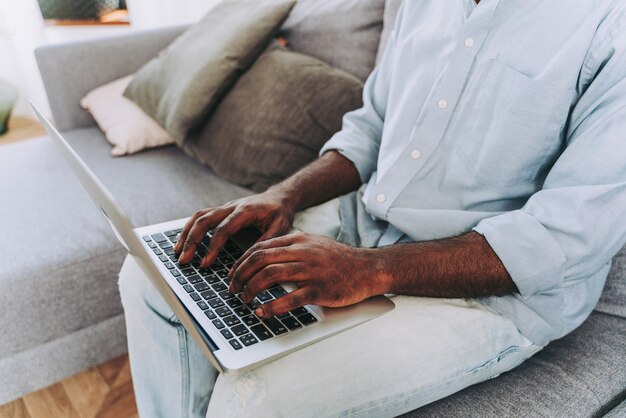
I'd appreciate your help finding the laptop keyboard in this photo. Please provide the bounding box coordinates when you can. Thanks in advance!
[142,229,318,350]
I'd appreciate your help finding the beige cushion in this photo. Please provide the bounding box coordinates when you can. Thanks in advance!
[123,0,296,148]
[80,76,174,156]
[184,44,364,192]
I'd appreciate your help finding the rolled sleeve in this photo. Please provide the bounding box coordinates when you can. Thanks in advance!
[473,210,566,298]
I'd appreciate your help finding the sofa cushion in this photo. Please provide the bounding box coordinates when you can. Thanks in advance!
[0,130,251,363]
[278,0,385,81]
[400,312,626,417]
[186,44,363,192]
[124,0,295,145]
[80,74,174,156]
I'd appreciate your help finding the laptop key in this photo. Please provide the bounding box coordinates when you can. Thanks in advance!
[257,291,273,302]
[197,301,209,310]
[205,274,220,284]
[219,290,235,300]
[281,316,302,330]
[158,255,169,263]
[164,230,178,237]
[208,298,225,309]
[263,317,288,335]
[153,248,163,256]
[181,268,195,277]
[147,242,157,249]
[189,293,201,302]
[212,319,225,329]
[231,324,249,336]
[158,241,173,249]
[290,307,308,316]
[142,235,152,242]
[194,282,210,292]
[229,339,243,350]
[242,315,260,327]
[223,315,241,327]
[240,334,258,347]
[204,310,216,320]
[151,233,167,243]
[183,284,194,293]
[215,306,231,317]
[170,269,181,277]
[187,275,203,284]
[276,312,291,319]
[269,287,288,298]
[250,324,273,341]
[212,282,227,292]
[164,262,175,270]
[227,298,243,309]
[164,248,175,256]
[233,306,251,317]
[297,313,318,326]
[221,329,234,340]
[176,277,187,285]
[201,290,217,300]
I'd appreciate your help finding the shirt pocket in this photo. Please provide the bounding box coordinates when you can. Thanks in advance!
[450,58,575,186]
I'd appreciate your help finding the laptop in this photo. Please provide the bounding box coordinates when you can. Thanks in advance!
[32,102,394,373]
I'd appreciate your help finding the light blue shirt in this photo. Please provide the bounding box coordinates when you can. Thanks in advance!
[320,0,626,346]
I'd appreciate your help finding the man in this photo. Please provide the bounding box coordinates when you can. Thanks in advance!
[119,0,626,416]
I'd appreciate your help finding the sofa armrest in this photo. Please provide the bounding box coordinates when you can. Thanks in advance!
[35,25,189,131]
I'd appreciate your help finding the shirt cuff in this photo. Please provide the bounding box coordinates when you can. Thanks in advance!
[473,210,567,298]
[319,132,378,183]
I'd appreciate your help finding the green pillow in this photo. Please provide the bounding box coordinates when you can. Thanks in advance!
[124,0,296,146]
[184,44,364,192]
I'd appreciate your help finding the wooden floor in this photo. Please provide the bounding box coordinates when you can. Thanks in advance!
[0,116,47,145]
[0,355,138,418]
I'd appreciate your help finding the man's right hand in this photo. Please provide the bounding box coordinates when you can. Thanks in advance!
[174,189,296,268]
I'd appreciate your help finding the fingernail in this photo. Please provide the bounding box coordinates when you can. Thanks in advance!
[255,307,264,317]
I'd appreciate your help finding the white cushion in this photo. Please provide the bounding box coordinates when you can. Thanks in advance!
[80,75,174,156]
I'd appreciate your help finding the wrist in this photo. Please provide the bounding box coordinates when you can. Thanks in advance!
[265,185,299,214]
[358,248,393,297]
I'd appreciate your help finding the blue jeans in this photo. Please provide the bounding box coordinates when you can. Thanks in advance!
[119,199,541,417]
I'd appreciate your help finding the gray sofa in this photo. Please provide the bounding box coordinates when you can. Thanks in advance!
[2,1,625,416]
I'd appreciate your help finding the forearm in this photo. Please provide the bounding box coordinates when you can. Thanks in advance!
[370,232,518,298]
[268,151,362,212]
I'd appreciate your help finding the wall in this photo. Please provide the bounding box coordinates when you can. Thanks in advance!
[0,0,219,117]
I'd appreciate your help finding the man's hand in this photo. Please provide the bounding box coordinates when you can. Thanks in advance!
[174,190,296,267]
[228,233,386,318]
[174,151,361,268]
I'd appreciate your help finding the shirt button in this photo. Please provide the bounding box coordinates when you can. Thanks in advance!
[410,149,421,159]
[465,37,474,47]
[376,194,386,203]
[438,99,448,109]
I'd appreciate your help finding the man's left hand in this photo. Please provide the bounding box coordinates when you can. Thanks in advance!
[228,232,385,318]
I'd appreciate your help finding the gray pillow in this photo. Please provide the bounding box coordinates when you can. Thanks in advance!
[184,44,363,192]
[278,0,385,81]
[124,0,296,146]
[595,245,626,319]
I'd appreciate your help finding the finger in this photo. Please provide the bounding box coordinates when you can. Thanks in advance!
[179,207,231,264]
[175,209,208,254]
[241,262,306,302]
[232,248,298,294]
[201,210,253,268]
[256,287,311,319]
[230,234,299,278]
